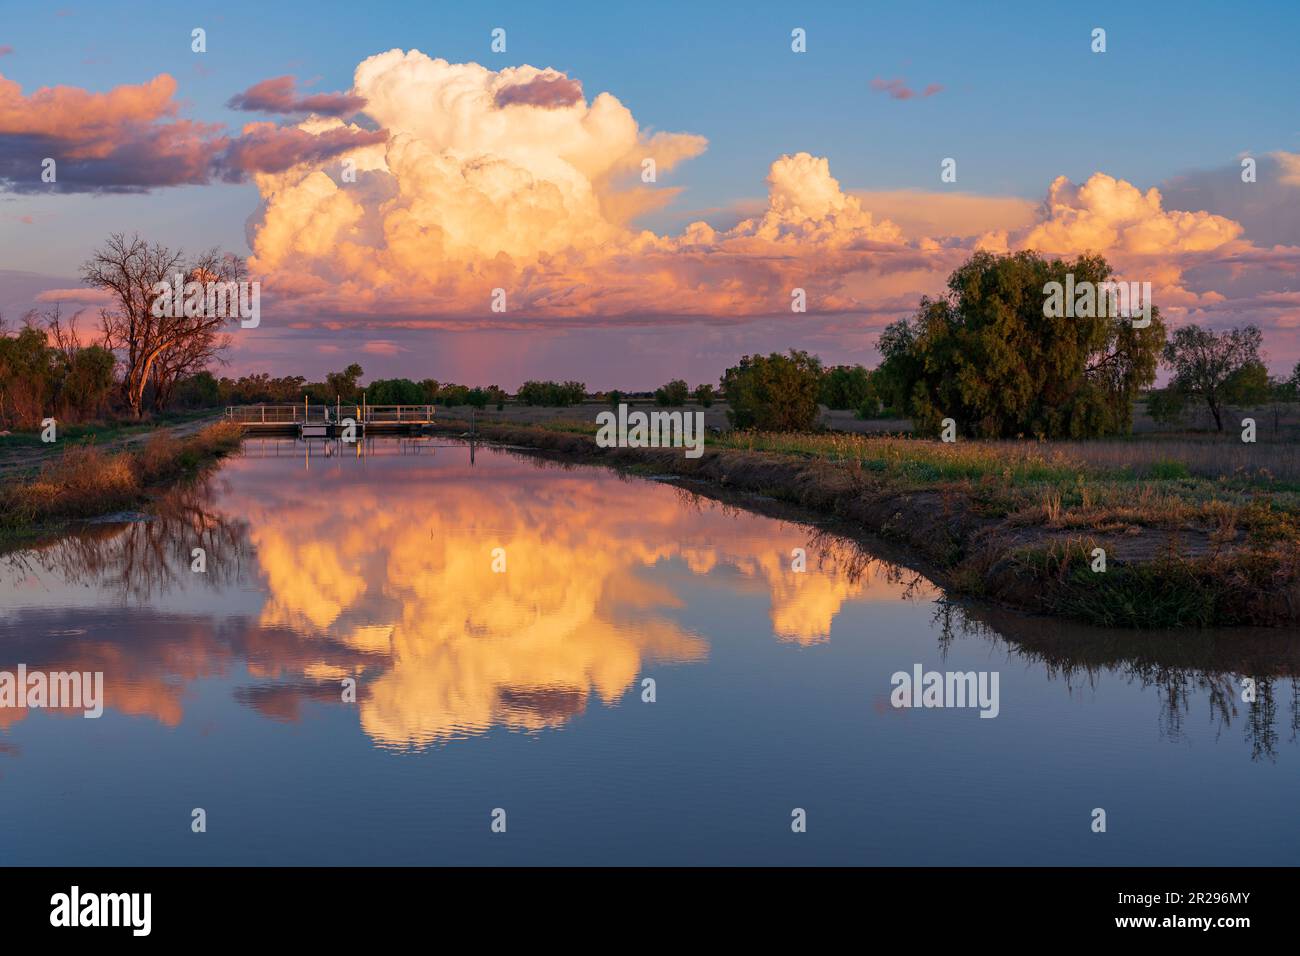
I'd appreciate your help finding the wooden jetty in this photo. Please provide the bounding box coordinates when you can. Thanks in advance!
[224,401,435,438]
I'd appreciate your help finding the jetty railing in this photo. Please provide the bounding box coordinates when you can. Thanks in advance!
[225,404,435,424]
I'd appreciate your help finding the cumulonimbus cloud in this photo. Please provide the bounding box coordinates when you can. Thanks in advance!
[241,51,1297,332]
[247,50,930,324]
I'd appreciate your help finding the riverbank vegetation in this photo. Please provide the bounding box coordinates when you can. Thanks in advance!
[0,421,242,547]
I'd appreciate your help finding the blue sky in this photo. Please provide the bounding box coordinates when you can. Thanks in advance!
[4,0,1297,271]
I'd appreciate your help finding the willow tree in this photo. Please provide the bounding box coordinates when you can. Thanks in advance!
[891,251,1166,439]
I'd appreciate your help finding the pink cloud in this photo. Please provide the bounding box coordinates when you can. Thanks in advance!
[360,340,404,356]
[35,286,114,305]
[0,70,388,192]
[870,77,942,101]
[493,71,583,109]
[217,122,387,178]
[227,76,366,117]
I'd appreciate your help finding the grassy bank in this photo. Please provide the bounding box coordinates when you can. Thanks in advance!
[0,421,243,547]
[439,418,1300,629]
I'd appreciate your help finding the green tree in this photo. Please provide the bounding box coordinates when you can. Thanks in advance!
[171,370,220,409]
[873,319,921,415]
[438,383,470,406]
[367,378,425,404]
[1145,386,1186,426]
[326,363,364,402]
[561,381,587,405]
[517,380,586,406]
[0,324,56,428]
[721,350,823,431]
[654,379,690,406]
[819,365,873,410]
[1222,360,1271,407]
[692,383,715,408]
[1162,325,1264,432]
[902,251,1165,438]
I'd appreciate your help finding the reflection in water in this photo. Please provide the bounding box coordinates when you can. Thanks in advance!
[937,601,1300,762]
[1,439,1296,760]
[1,443,928,749]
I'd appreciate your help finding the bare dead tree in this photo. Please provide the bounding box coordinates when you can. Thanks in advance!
[148,249,243,411]
[43,302,95,365]
[81,234,244,418]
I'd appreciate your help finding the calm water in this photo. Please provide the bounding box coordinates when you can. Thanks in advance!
[1,438,1297,865]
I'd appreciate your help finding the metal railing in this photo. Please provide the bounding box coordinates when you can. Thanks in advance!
[225,404,435,424]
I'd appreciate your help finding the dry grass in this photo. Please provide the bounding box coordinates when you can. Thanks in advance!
[501,420,1300,554]
[714,430,1300,485]
[2,445,139,522]
[0,421,242,537]
[716,430,1095,485]
[1031,437,1300,483]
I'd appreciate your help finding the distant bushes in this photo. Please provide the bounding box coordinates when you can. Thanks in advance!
[654,379,690,406]
[517,380,586,406]
[366,378,425,405]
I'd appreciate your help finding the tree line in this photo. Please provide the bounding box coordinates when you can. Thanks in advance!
[717,251,1299,437]
[4,239,1297,437]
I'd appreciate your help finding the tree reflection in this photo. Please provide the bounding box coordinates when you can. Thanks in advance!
[3,476,251,602]
[942,601,1300,762]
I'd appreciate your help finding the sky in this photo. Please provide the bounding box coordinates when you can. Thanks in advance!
[1,0,1298,389]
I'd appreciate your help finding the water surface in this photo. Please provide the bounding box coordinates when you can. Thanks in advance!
[1,438,1296,865]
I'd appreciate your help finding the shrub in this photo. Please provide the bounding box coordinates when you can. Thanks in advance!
[819,365,873,410]
[1145,387,1186,426]
[654,379,690,406]
[366,378,425,405]
[1149,458,1191,480]
[517,380,587,407]
[721,350,822,431]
